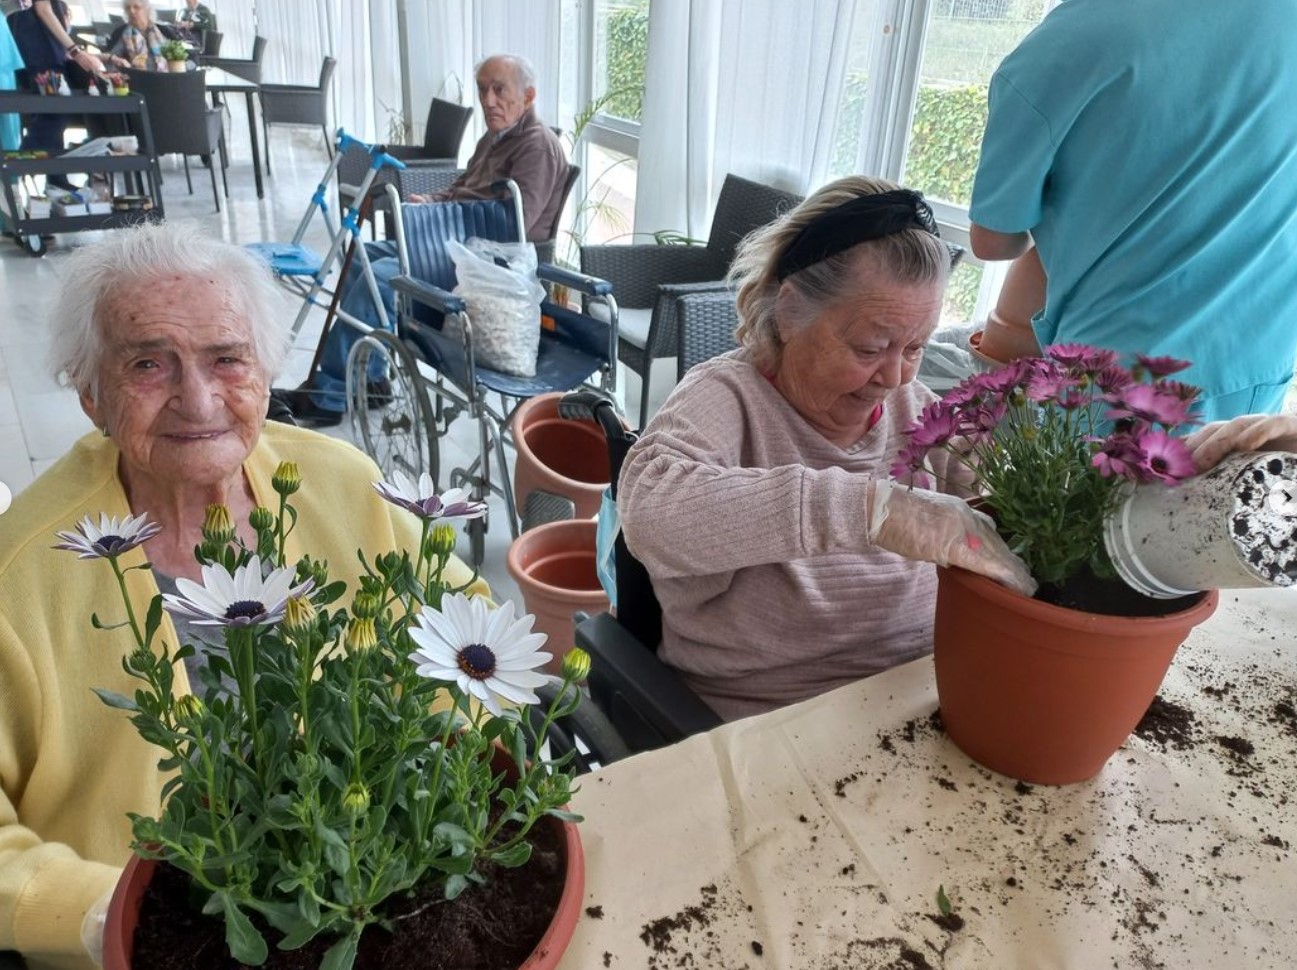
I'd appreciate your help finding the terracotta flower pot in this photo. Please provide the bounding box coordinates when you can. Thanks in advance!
[511,393,609,523]
[104,805,584,970]
[507,518,609,667]
[933,566,1218,785]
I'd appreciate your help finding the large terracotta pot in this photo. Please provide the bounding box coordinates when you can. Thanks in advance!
[511,393,609,523]
[104,799,584,969]
[933,566,1218,785]
[507,519,609,667]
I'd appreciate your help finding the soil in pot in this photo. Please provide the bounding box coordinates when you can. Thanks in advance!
[130,819,566,970]
[1035,564,1201,617]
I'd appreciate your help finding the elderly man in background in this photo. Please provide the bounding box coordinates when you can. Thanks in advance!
[0,222,486,969]
[277,53,570,426]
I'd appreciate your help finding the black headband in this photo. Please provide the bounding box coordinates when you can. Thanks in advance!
[775,189,943,281]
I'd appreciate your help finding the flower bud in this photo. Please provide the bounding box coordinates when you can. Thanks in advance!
[560,647,591,683]
[174,694,205,722]
[271,461,301,496]
[342,782,370,816]
[429,524,458,559]
[283,596,317,636]
[351,592,381,620]
[345,616,378,655]
[249,506,275,531]
[126,644,153,674]
[201,504,235,545]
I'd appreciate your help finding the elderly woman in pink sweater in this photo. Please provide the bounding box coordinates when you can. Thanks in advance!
[617,175,1036,722]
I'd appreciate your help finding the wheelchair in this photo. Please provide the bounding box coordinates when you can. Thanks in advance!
[340,180,620,566]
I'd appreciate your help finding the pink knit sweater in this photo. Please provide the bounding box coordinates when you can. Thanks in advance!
[618,351,955,721]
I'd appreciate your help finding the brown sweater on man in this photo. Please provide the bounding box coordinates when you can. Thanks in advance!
[432,106,569,242]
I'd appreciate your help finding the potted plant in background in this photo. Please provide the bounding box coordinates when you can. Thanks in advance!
[893,344,1219,785]
[57,466,588,970]
[160,40,189,73]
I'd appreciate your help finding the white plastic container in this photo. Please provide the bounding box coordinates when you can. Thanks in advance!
[1104,452,1297,597]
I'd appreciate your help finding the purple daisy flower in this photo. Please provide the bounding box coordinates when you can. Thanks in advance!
[54,512,162,560]
[1134,354,1192,378]
[373,472,488,521]
[1134,431,1198,484]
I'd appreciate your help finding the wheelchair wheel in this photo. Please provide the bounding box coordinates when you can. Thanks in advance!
[346,331,440,486]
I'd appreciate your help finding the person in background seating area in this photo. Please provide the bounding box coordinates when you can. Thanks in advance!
[273,52,571,427]
[105,0,176,72]
[5,0,106,189]
[174,0,215,44]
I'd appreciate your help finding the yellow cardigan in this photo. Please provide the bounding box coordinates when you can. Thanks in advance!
[0,424,487,969]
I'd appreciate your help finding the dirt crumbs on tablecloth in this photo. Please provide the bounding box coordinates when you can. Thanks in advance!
[639,882,755,970]
[1133,694,1198,749]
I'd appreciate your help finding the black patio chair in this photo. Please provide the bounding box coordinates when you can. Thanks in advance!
[579,173,803,429]
[258,56,337,171]
[126,67,228,212]
[203,34,266,84]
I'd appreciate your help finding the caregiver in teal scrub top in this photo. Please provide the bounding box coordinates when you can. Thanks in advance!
[967,0,1297,423]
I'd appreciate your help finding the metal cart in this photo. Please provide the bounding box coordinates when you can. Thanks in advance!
[0,92,165,257]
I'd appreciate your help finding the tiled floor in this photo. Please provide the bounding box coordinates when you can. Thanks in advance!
[0,113,673,613]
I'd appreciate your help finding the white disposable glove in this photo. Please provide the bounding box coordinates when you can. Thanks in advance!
[1183,414,1297,473]
[868,480,1037,596]
[81,887,114,967]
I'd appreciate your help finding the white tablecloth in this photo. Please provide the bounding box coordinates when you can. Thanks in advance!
[557,588,1297,969]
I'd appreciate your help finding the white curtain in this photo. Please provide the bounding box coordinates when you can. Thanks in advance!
[633,0,857,240]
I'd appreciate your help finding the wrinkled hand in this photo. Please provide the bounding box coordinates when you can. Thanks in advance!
[868,481,1037,596]
[81,887,113,966]
[406,192,428,204]
[1182,414,1297,473]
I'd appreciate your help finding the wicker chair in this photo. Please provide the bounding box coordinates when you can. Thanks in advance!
[258,56,337,171]
[580,173,803,428]
[125,67,228,212]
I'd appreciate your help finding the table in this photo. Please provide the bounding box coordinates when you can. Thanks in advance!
[203,66,263,199]
[557,587,1297,969]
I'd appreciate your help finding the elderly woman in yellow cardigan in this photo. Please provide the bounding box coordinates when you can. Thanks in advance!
[0,223,486,970]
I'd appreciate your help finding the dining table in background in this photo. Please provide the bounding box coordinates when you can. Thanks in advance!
[202,65,263,199]
[556,586,1297,969]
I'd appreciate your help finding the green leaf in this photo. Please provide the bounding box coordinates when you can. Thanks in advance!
[143,595,163,647]
[220,893,269,966]
[491,841,533,868]
[937,884,953,917]
[92,688,140,711]
[90,612,129,631]
[319,933,359,970]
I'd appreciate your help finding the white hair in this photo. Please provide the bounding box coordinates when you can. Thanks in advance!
[475,53,537,92]
[48,221,290,399]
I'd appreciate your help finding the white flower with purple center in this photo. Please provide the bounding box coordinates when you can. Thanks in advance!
[54,512,162,559]
[408,593,551,716]
[372,473,488,521]
[162,556,313,628]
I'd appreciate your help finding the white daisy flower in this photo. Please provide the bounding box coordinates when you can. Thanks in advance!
[162,556,314,628]
[372,472,488,521]
[408,592,551,715]
[53,512,162,559]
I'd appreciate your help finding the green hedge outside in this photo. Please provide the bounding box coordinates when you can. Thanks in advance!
[604,5,648,122]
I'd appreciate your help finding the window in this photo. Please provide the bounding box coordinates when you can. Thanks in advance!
[561,0,650,258]
[902,0,1047,210]
[591,0,648,124]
